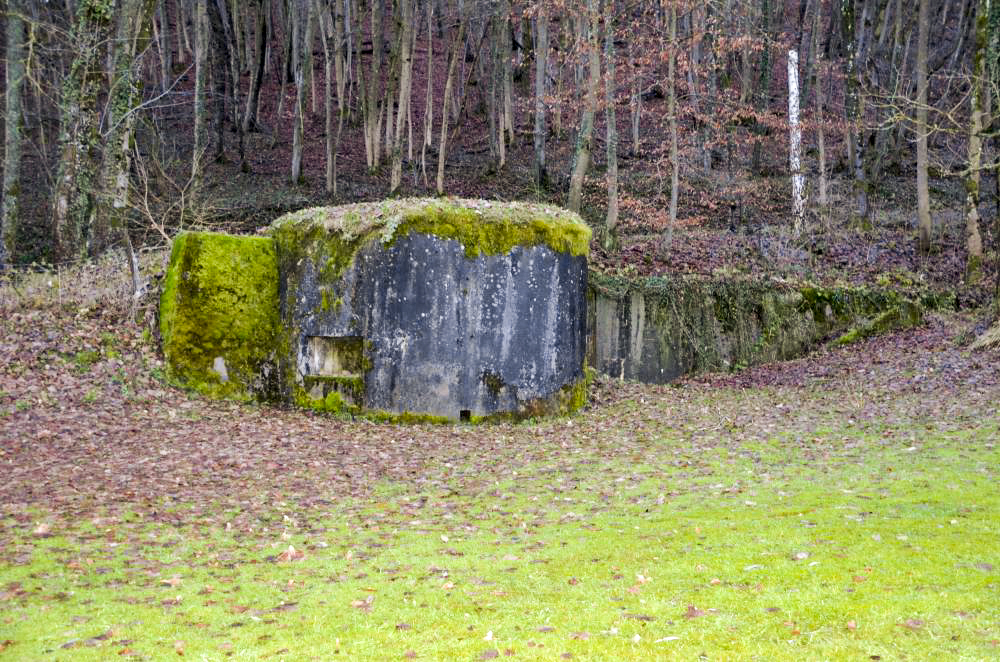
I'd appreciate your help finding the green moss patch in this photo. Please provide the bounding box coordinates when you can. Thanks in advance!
[269,197,591,266]
[159,232,280,400]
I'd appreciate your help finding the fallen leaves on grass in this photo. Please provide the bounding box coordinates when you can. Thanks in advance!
[683,605,705,619]
[350,595,375,612]
[276,545,305,562]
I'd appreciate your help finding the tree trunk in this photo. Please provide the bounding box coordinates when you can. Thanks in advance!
[1,0,25,269]
[155,0,173,92]
[92,0,156,257]
[492,2,506,169]
[318,0,335,192]
[629,28,640,156]
[291,0,314,183]
[243,0,268,133]
[421,0,434,186]
[687,3,710,172]
[51,0,113,261]
[178,0,192,63]
[788,49,804,235]
[206,0,232,161]
[661,1,679,252]
[384,0,401,166]
[567,0,600,214]
[603,1,619,250]
[842,0,869,222]
[815,51,828,208]
[390,0,414,192]
[436,9,466,194]
[361,0,384,171]
[533,10,549,190]
[501,0,514,146]
[964,0,988,280]
[916,0,932,252]
[193,0,210,190]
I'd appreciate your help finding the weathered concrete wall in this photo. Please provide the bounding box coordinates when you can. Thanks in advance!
[587,274,926,383]
[161,199,591,421]
[285,233,587,419]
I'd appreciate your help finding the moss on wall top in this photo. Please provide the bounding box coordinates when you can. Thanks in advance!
[268,197,592,259]
[160,232,280,400]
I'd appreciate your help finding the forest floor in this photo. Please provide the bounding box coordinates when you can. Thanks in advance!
[1,272,998,660]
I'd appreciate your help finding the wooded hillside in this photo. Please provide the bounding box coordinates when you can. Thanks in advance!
[1,0,998,300]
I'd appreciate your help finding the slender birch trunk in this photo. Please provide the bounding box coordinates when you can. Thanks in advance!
[788,49,804,235]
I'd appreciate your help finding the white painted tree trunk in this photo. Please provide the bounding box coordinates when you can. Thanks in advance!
[787,49,804,235]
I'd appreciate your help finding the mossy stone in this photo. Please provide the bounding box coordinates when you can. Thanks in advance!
[268,197,592,273]
[160,232,280,400]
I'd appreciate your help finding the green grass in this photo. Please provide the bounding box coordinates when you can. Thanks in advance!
[2,409,997,661]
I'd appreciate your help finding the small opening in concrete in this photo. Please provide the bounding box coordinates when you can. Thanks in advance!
[306,335,364,376]
[460,409,471,422]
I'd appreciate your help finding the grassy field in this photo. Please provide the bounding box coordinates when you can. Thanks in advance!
[1,290,998,660]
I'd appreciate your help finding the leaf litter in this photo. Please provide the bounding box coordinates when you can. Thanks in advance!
[0,305,997,659]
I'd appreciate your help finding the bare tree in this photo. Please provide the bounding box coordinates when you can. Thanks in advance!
[567,0,600,214]
[916,0,932,252]
[192,0,210,191]
[437,2,467,194]
[963,0,988,280]
[788,49,804,235]
[291,0,315,183]
[603,0,619,250]
[1,0,25,269]
[92,0,156,255]
[533,6,549,190]
[51,0,114,261]
[660,0,679,252]
[390,0,415,192]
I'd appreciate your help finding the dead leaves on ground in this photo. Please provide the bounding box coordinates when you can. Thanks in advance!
[276,545,305,562]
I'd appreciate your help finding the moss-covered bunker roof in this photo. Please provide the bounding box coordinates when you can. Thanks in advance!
[268,197,592,257]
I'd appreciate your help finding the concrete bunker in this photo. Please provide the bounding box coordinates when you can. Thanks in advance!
[160,198,592,422]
